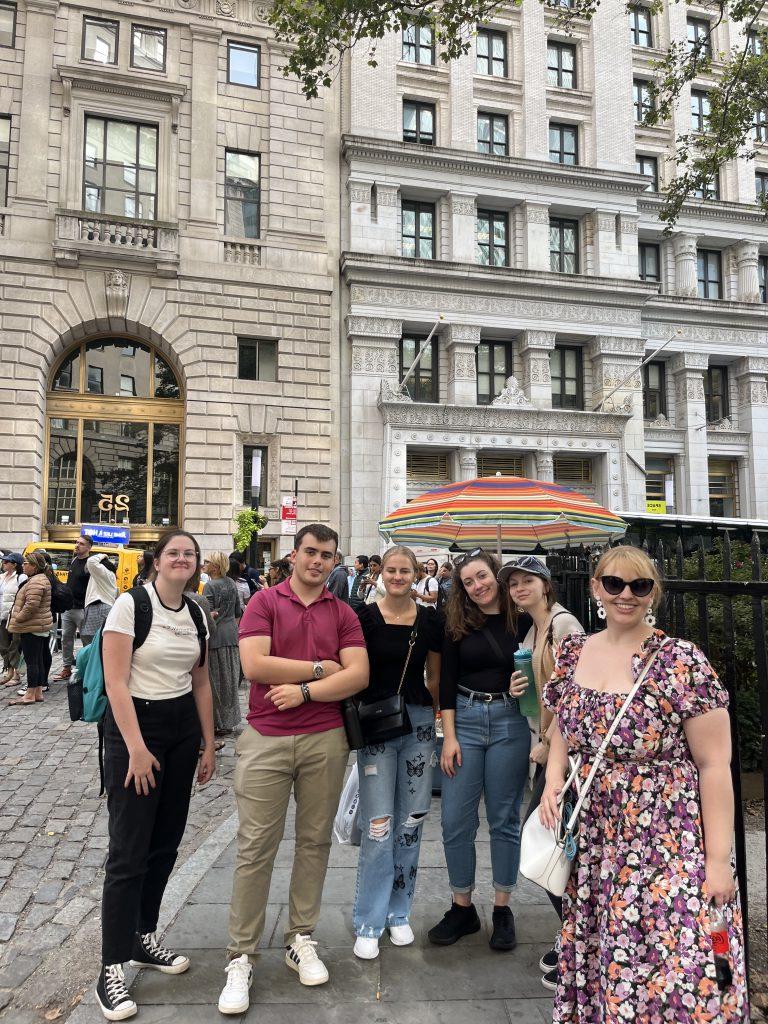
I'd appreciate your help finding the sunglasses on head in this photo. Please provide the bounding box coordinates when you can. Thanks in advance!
[454,548,484,567]
[599,575,655,598]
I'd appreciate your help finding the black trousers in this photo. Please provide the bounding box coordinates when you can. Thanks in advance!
[523,764,563,921]
[101,692,201,965]
[19,633,49,687]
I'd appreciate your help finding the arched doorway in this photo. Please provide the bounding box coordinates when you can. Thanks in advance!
[44,337,184,545]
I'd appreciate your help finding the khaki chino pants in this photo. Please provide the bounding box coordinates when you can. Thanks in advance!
[227,724,349,959]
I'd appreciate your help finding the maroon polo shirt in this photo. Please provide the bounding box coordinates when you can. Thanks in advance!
[238,576,366,736]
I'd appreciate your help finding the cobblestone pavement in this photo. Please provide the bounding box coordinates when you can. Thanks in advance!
[0,650,241,1022]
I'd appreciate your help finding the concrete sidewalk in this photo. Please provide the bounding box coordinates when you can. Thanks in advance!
[96,781,559,1023]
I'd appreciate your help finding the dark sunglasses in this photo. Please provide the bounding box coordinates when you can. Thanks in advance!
[599,575,655,598]
[454,548,484,568]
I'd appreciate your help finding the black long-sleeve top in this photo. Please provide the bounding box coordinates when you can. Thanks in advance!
[439,612,532,711]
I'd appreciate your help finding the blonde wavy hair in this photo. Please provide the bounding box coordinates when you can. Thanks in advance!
[205,551,230,577]
[592,545,663,610]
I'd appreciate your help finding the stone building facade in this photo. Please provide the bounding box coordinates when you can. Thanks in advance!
[340,0,768,555]
[0,0,340,559]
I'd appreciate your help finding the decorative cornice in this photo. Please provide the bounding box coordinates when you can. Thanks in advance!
[58,66,186,130]
[639,193,768,226]
[445,323,481,347]
[347,314,402,340]
[670,351,709,373]
[706,427,751,444]
[736,355,768,376]
[491,376,533,408]
[377,399,631,435]
[588,336,646,359]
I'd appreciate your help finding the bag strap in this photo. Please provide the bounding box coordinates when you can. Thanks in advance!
[395,610,419,696]
[129,586,153,651]
[481,625,507,664]
[183,596,208,668]
[545,610,570,650]
[563,638,670,833]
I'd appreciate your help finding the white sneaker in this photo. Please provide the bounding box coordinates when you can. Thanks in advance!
[388,924,415,946]
[353,936,380,959]
[218,954,253,1015]
[285,934,329,985]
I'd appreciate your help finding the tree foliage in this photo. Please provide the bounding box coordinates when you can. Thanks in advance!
[268,0,768,227]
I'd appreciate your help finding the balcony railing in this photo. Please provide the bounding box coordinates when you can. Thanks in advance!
[54,211,179,276]
[224,240,262,266]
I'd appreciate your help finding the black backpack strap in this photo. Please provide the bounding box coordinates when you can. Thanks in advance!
[183,596,207,668]
[129,586,154,650]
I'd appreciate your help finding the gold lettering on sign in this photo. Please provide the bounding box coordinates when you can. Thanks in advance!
[98,494,131,517]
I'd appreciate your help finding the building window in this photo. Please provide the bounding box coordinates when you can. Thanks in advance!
[690,89,711,132]
[477,210,508,267]
[476,28,507,77]
[692,174,720,200]
[550,217,579,273]
[708,458,739,517]
[646,457,675,511]
[629,6,652,47]
[402,24,434,64]
[477,341,512,404]
[87,366,104,395]
[82,17,118,64]
[705,365,729,422]
[697,249,722,298]
[238,338,278,382]
[227,41,260,87]
[756,171,768,201]
[554,457,592,483]
[225,151,260,238]
[477,112,508,155]
[131,25,166,72]
[753,109,768,143]
[636,154,659,190]
[403,101,435,145]
[406,450,449,496]
[551,345,583,409]
[633,79,654,122]
[399,336,438,402]
[638,242,660,282]
[119,374,136,397]
[747,29,765,55]
[549,122,578,165]
[84,117,158,220]
[478,453,524,476]
[402,200,435,259]
[687,17,712,57]
[643,361,666,417]
[759,254,768,302]
[242,445,268,507]
[0,116,8,207]
[0,2,16,47]
[547,41,576,88]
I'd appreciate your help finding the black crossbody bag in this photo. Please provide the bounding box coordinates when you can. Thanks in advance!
[356,613,419,744]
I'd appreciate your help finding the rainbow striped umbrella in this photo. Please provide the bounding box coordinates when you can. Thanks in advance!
[378,476,627,553]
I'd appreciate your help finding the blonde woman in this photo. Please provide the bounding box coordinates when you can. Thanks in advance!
[203,552,242,739]
[540,545,747,1023]
[7,551,52,706]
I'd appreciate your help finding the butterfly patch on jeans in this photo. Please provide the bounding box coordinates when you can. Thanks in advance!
[416,725,433,742]
[392,871,406,891]
[407,757,425,778]
[399,832,419,847]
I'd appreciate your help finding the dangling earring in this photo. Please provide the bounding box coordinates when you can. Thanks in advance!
[644,607,656,627]
[596,598,606,620]
[516,605,524,614]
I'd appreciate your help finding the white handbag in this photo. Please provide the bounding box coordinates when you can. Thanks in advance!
[519,641,668,898]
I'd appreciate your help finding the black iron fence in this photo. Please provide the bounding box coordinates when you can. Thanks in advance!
[548,530,768,973]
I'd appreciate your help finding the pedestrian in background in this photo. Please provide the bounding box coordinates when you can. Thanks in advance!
[0,553,24,686]
[228,557,250,616]
[363,555,385,604]
[81,554,119,648]
[7,550,52,706]
[326,551,350,602]
[349,555,369,611]
[54,534,92,681]
[203,552,242,740]
[415,557,439,608]
[267,559,291,587]
[132,550,155,589]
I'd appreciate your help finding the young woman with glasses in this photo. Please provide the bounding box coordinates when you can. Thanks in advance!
[539,545,747,1023]
[96,531,216,1021]
[428,549,532,952]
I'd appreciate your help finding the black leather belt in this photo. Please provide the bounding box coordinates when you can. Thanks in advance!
[458,685,507,703]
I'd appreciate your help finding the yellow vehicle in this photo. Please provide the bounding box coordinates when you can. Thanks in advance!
[23,542,144,594]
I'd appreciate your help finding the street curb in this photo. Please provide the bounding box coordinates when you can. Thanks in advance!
[66,810,239,1022]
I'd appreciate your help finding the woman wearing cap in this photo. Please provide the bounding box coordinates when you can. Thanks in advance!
[500,555,583,990]
[7,551,52,706]
[81,555,119,648]
[428,549,532,952]
[0,554,24,686]
[539,545,747,1023]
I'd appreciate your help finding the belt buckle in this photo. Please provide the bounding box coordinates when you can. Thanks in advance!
[483,692,493,703]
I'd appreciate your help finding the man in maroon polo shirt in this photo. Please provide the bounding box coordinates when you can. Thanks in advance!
[219,524,368,1015]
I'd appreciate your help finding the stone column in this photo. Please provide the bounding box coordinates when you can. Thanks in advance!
[735,357,768,518]
[13,0,58,207]
[450,193,477,263]
[458,448,478,480]
[188,25,221,230]
[672,233,699,297]
[589,1,634,171]
[519,330,556,408]
[445,324,481,405]
[448,49,475,151]
[535,451,554,483]
[348,316,403,553]
[376,183,400,257]
[731,241,760,302]
[518,2,548,160]
[670,352,710,515]
[520,203,551,271]
[588,336,646,511]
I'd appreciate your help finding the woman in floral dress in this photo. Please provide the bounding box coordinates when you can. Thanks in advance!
[539,545,748,1024]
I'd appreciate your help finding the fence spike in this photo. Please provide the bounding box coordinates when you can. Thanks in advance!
[751,532,763,582]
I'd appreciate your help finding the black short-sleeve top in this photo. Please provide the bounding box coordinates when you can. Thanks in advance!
[357,603,444,707]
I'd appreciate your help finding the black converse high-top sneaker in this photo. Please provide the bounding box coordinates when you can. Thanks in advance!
[95,963,137,1021]
[129,931,190,974]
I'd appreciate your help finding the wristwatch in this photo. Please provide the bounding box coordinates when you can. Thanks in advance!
[301,682,312,703]
[312,661,325,679]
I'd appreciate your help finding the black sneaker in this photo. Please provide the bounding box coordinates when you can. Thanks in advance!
[95,963,137,1021]
[539,947,558,971]
[541,967,558,991]
[129,931,190,974]
[427,903,481,946]
[489,906,516,951]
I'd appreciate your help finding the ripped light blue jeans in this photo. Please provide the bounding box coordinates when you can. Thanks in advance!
[352,704,436,938]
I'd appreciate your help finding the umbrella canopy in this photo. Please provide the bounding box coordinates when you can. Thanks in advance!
[378,476,627,553]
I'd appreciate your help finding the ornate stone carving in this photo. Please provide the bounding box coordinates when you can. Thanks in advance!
[216,0,236,14]
[535,452,554,477]
[671,232,699,297]
[593,363,642,391]
[519,330,556,352]
[649,413,671,427]
[620,215,638,235]
[597,214,616,233]
[105,269,129,320]
[380,380,413,403]
[738,378,768,405]
[376,185,399,207]
[491,376,532,408]
[522,355,552,385]
[588,336,646,358]
[674,374,705,403]
[347,315,402,339]
[524,204,550,224]
[349,185,371,203]
[450,196,476,217]
[449,351,477,380]
[670,351,709,373]
[351,345,399,376]
[445,324,481,347]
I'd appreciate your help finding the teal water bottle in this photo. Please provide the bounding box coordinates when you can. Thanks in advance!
[514,648,539,717]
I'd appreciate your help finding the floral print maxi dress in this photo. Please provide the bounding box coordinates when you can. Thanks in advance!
[542,630,748,1024]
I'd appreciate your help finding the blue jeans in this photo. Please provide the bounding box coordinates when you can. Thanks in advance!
[440,692,530,894]
[353,705,436,938]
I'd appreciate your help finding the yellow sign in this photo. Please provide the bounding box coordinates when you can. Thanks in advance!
[646,500,667,515]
